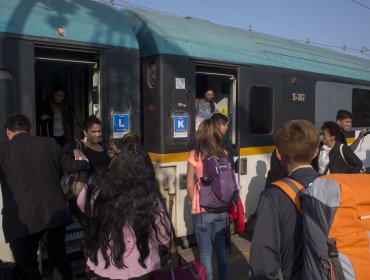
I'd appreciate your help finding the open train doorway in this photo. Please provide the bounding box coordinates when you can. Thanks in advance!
[195,65,238,150]
[34,47,100,144]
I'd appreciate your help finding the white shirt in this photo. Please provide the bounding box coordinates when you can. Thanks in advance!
[318,144,332,174]
[53,111,64,137]
[195,99,219,130]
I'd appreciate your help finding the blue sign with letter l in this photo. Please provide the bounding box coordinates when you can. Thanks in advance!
[113,114,130,138]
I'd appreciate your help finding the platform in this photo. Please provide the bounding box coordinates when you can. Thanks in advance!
[178,234,251,280]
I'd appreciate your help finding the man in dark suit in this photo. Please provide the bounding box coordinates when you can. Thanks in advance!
[0,114,73,280]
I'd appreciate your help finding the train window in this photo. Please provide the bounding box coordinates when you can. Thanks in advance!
[0,70,12,141]
[352,88,370,127]
[249,86,273,134]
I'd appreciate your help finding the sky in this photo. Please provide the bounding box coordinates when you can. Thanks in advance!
[101,0,370,59]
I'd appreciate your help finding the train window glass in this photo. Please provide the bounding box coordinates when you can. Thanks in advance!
[352,88,370,127]
[249,86,273,134]
[0,70,12,141]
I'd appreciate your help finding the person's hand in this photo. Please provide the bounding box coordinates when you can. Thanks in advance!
[107,143,121,155]
[73,149,88,161]
[359,128,368,138]
[41,114,50,121]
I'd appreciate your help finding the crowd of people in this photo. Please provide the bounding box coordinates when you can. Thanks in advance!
[0,83,368,280]
[249,109,368,280]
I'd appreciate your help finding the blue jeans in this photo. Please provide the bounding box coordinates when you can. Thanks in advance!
[192,212,228,280]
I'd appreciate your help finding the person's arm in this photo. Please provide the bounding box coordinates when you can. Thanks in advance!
[186,162,195,203]
[213,100,220,113]
[39,101,51,121]
[59,142,90,173]
[349,128,367,151]
[107,143,121,159]
[249,192,281,280]
[77,186,87,213]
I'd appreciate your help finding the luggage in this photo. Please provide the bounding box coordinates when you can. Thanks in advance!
[273,174,370,279]
[302,173,370,279]
[61,140,87,200]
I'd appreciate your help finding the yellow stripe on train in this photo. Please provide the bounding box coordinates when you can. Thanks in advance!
[149,137,354,164]
[149,146,276,164]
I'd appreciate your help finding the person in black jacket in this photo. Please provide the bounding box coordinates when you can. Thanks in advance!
[314,121,363,174]
[39,85,74,147]
[336,109,367,151]
[249,120,320,279]
[265,148,288,186]
[0,114,88,280]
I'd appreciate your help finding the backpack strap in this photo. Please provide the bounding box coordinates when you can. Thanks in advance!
[272,178,305,212]
[339,144,350,167]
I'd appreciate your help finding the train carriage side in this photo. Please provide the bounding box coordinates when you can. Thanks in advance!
[0,0,140,264]
[123,8,370,242]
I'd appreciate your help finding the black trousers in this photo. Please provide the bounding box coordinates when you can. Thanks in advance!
[9,226,73,280]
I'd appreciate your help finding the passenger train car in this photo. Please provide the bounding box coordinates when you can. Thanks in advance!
[1,0,370,263]
[0,0,140,264]
[122,8,370,244]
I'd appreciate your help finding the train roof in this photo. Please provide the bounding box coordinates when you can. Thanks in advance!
[0,0,138,49]
[123,8,370,82]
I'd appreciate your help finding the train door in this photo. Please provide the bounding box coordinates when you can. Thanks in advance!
[34,47,100,141]
[34,47,100,276]
[195,66,238,145]
[238,67,283,216]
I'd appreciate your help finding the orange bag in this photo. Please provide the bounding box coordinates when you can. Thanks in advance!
[274,174,370,280]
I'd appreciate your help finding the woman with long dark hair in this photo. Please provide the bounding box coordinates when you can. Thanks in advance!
[77,143,170,280]
[40,85,74,147]
[186,118,229,280]
[195,87,219,130]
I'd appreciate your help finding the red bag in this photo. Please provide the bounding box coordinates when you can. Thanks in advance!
[228,195,245,234]
[152,259,206,280]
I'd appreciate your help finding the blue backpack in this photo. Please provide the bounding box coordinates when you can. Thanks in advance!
[198,153,239,213]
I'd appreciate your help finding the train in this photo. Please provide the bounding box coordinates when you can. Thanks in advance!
[1,0,370,263]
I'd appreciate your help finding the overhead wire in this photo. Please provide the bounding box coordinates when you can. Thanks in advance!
[350,0,370,10]
[94,0,370,58]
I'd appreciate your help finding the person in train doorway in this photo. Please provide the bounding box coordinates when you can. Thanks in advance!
[195,87,219,130]
[0,114,73,280]
[249,120,320,280]
[210,113,236,169]
[39,85,74,147]
[313,121,363,175]
[187,118,230,280]
[336,109,368,151]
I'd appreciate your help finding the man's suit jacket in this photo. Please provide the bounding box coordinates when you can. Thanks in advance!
[0,132,72,243]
